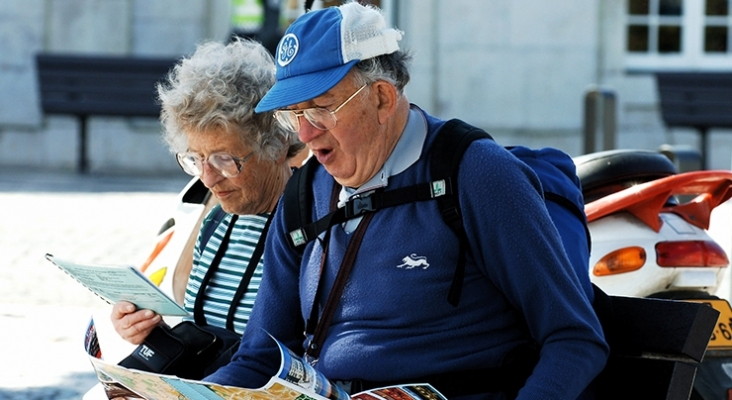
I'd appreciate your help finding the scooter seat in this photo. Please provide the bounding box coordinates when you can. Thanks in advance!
[574,149,678,203]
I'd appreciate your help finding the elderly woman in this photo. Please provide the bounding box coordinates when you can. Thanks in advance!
[110,38,303,347]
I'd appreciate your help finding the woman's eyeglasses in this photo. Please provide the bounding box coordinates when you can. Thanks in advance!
[176,151,254,178]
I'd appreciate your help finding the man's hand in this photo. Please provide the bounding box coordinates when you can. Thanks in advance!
[111,301,163,344]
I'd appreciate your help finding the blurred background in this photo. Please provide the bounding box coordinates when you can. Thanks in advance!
[1,0,732,175]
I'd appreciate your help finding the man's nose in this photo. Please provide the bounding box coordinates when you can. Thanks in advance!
[297,118,324,144]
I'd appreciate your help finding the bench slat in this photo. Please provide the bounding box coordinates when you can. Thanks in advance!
[656,73,732,128]
[36,53,178,117]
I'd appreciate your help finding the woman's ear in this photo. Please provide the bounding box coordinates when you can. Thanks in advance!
[373,81,398,124]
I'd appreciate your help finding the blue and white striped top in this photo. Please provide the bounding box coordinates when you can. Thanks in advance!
[184,210,268,335]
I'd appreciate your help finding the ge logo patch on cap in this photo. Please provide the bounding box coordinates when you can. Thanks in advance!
[277,34,299,67]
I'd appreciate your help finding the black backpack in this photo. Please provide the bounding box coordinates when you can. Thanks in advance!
[281,118,590,307]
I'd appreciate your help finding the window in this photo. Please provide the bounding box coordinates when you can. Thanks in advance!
[704,0,731,52]
[627,0,683,53]
[625,0,732,70]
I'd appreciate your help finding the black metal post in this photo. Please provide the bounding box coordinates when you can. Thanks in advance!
[78,115,88,174]
[698,127,709,170]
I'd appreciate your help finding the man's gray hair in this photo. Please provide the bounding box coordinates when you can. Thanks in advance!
[352,50,412,94]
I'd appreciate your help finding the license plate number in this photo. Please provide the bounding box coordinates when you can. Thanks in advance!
[688,299,732,349]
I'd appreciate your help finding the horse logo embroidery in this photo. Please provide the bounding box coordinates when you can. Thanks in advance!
[397,254,430,270]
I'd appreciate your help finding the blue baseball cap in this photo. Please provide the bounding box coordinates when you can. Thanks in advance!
[255,2,403,113]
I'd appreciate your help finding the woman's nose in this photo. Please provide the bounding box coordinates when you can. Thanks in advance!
[200,161,224,188]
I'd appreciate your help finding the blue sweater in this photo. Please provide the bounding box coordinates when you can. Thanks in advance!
[206,111,608,399]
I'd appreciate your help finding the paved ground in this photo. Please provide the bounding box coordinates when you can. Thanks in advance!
[0,168,190,400]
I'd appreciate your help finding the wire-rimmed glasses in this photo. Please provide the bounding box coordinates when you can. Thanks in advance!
[273,84,368,132]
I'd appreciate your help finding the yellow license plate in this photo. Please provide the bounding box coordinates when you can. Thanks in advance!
[687,299,732,349]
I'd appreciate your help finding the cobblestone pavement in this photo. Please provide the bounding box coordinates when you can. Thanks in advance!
[0,168,190,400]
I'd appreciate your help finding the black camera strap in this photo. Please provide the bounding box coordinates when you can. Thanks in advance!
[193,210,274,330]
[304,184,375,363]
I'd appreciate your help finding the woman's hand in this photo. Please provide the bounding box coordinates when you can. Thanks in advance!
[111,301,163,344]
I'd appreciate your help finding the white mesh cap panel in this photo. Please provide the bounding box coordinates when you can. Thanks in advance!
[339,2,403,62]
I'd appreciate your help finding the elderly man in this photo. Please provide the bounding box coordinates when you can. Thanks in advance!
[206,2,608,399]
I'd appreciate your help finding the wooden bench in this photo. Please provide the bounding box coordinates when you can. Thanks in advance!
[655,72,732,170]
[35,54,179,173]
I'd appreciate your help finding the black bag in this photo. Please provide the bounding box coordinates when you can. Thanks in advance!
[119,210,274,379]
[118,321,241,379]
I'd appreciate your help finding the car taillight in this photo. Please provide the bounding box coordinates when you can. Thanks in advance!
[656,240,729,267]
[592,246,647,276]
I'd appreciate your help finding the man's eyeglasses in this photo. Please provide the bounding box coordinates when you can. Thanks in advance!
[273,84,367,132]
[176,151,254,178]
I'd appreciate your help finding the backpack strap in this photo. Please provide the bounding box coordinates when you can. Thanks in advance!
[430,119,494,306]
[283,159,452,253]
[283,156,320,251]
[225,209,276,330]
[199,205,228,250]
[194,213,240,326]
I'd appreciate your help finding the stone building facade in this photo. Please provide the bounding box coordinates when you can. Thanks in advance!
[1,0,730,175]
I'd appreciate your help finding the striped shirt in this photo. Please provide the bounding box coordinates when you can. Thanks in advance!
[183,210,268,335]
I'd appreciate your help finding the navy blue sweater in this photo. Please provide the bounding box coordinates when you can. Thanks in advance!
[207,110,608,399]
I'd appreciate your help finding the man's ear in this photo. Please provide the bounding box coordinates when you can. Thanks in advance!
[373,81,398,124]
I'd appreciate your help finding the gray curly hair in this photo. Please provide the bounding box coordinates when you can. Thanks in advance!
[158,38,303,161]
